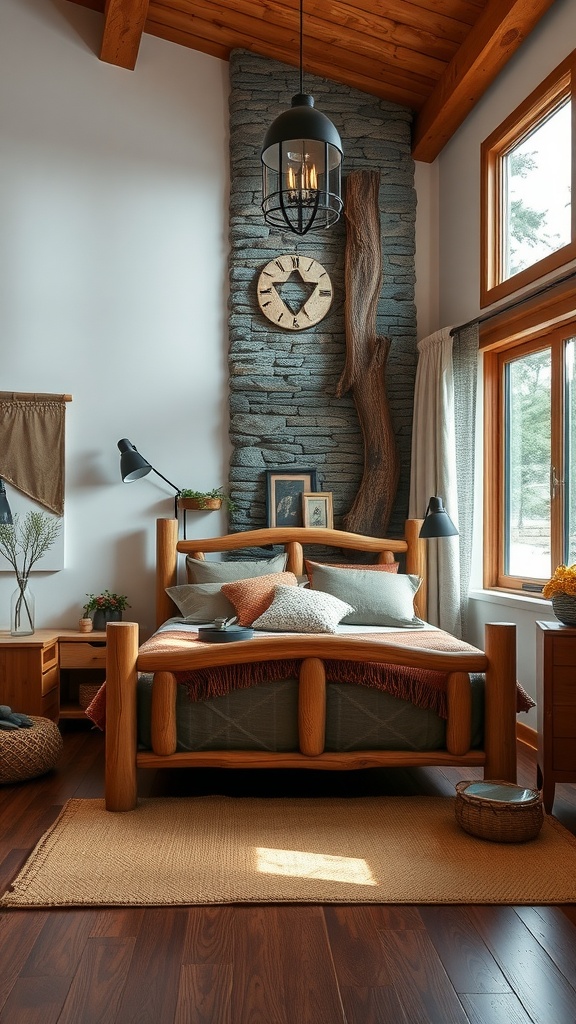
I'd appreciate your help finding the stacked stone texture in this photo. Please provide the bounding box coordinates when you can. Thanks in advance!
[228,50,417,540]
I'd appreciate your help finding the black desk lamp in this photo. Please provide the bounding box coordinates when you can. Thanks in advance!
[419,496,459,538]
[0,479,13,525]
[118,439,181,517]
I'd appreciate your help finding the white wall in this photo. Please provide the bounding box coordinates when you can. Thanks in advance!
[436,0,576,720]
[0,0,230,637]
[414,160,439,342]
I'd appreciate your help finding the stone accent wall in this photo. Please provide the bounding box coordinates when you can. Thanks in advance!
[228,50,417,539]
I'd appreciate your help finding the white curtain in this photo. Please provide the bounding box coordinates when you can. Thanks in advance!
[409,325,479,638]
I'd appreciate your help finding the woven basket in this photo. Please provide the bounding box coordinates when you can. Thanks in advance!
[0,716,63,784]
[79,683,103,710]
[552,594,576,626]
[455,780,544,843]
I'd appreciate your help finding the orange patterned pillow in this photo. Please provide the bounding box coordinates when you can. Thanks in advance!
[305,559,399,586]
[221,572,298,626]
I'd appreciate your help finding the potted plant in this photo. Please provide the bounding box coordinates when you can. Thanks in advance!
[0,511,62,636]
[178,487,235,512]
[542,565,576,625]
[83,590,131,632]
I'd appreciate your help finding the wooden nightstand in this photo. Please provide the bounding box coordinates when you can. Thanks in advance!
[58,631,107,720]
[0,629,107,724]
[0,630,60,722]
[536,620,576,813]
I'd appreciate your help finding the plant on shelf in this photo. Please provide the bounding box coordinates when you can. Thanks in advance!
[543,564,576,626]
[178,487,236,511]
[83,590,131,631]
[0,511,62,636]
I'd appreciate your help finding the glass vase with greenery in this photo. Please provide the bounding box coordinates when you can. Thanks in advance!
[0,511,62,635]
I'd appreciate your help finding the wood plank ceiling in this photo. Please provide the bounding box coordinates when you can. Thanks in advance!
[69,0,557,161]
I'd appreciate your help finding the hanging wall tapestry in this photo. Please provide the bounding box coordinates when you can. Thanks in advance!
[0,392,70,516]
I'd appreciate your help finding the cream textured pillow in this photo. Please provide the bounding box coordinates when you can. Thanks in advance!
[221,572,298,626]
[252,584,354,634]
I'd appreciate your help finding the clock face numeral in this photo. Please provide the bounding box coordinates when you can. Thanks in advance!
[257,255,333,331]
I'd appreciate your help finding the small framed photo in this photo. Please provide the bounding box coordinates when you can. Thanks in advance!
[265,469,318,527]
[302,492,334,529]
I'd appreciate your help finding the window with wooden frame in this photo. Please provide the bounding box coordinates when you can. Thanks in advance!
[483,280,576,593]
[481,51,576,309]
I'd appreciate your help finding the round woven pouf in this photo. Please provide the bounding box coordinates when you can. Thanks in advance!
[0,716,63,784]
[455,780,544,843]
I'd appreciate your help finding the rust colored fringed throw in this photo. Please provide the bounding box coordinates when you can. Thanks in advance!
[85,628,534,732]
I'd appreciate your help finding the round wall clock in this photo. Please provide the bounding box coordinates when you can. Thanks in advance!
[257,254,333,331]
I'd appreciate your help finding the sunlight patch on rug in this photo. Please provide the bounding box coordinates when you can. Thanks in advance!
[255,847,376,885]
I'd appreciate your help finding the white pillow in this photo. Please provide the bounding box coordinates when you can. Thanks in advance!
[252,584,354,634]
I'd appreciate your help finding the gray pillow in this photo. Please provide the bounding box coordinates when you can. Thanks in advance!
[186,552,288,584]
[308,561,424,627]
[253,584,354,634]
[166,583,235,623]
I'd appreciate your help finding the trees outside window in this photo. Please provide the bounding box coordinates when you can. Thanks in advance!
[481,54,575,307]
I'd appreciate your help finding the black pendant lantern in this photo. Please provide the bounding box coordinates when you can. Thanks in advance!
[261,0,343,235]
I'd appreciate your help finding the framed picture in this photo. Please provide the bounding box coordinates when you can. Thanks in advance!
[302,491,334,529]
[265,469,318,527]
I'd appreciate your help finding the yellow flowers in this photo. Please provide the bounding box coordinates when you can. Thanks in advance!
[542,565,576,599]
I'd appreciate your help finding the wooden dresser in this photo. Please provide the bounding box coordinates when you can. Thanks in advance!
[536,619,576,813]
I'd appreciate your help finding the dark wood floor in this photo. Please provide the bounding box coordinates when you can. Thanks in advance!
[2,726,576,1024]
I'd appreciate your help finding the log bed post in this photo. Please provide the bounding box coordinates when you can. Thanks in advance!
[156,517,179,628]
[105,621,139,811]
[404,518,427,621]
[483,622,517,783]
[446,672,472,756]
[299,658,326,756]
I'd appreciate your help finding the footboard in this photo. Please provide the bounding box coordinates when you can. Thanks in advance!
[104,621,517,811]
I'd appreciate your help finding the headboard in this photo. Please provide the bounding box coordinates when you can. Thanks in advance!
[155,518,426,630]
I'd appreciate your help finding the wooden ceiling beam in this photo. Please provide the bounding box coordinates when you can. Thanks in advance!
[100,0,150,69]
[145,13,431,109]
[159,0,448,80]
[411,0,558,162]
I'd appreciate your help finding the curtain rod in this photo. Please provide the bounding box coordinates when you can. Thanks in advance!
[450,267,576,336]
[0,392,72,402]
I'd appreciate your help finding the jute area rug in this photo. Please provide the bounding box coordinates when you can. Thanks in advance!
[3,795,576,908]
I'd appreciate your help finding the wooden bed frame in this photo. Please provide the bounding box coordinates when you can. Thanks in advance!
[104,517,517,810]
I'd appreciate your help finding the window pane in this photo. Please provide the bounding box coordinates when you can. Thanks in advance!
[502,99,571,281]
[505,349,551,578]
[566,339,576,565]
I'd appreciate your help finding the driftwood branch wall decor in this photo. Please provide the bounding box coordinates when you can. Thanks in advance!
[337,170,400,536]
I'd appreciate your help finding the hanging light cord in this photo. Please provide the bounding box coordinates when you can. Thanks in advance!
[299,0,303,94]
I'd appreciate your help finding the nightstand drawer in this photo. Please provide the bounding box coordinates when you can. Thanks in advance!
[41,664,59,695]
[553,739,576,771]
[551,667,576,703]
[42,642,58,672]
[41,686,59,722]
[554,638,576,666]
[59,642,106,669]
